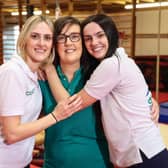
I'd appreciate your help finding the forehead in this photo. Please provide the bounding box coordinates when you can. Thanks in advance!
[30,22,53,35]
[61,24,80,34]
[83,22,103,35]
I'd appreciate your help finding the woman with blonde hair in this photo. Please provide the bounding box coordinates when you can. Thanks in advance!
[0,15,81,168]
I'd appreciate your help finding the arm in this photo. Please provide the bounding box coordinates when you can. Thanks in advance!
[45,64,160,118]
[44,64,97,108]
[1,94,81,145]
[45,64,69,101]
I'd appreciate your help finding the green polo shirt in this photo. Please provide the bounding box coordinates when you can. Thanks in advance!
[39,65,112,168]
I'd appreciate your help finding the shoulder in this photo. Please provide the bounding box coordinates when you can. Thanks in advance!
[0,60,20,76]
[97,56,120,75]
[0,60,27,88]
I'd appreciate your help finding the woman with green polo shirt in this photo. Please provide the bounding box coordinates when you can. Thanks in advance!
[39,16,113,168]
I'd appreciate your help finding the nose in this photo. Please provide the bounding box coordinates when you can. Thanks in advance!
[91,36,98,45]
[39,37,45,45]
[65,36,72,44]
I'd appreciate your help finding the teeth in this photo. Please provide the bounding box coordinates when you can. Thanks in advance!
[65,49,75,53]
[35,49,45,53]
[93,47,102,52]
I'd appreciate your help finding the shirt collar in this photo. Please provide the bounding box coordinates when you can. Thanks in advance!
[56,65,83,95]
[12,55,38,85]
[57,65,82,80]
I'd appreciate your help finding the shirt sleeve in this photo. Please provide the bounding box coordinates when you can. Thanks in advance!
[84,57,121,100]
[0,69,25,116]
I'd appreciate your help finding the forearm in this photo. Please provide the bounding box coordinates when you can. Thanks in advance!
[45,65,69,101]
[45,65,97,108]
[76,89,97,109]
[2,95,82,144]
[2,112,56,144]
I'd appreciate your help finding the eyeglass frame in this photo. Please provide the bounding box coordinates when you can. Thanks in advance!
[56,32,81,43]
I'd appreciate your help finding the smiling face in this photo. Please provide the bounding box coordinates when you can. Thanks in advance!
[25,22,53,69]
[56,24,82,67]
[83,22,109,60]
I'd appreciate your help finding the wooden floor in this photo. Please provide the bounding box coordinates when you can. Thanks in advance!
[159,123,168,149]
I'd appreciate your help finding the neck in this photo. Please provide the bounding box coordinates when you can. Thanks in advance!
[25,58,41,73]
[60,62,80,82]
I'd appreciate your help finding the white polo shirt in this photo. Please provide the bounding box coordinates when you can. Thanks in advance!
[84,48,165,167]
[0,56,42,168]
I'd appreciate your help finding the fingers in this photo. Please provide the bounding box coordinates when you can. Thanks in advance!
[150,98,160,125]
[151,113,159,126]
[151,108,159,126]
[67,94,80,104]
[37,69,46,81]
[44,64,55,75]
[0,125,6,143]
[0,125,2,136]
[38,63,54,80]
[68,97,82,112]
[66,94,82,114]
[53,95,82,122]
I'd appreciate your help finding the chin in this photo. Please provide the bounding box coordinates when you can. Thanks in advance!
[93,54,104,60]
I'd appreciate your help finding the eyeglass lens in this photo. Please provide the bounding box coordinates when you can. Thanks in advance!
[57,33,81,43]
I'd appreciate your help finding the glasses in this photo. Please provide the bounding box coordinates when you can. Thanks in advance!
[56,33,81,43]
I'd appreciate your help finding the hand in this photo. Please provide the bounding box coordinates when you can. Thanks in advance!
[42,63,56,77]
[0,123,7,144]
[151,97,160,125]
[37,69,47,81]
[38,63,55,81]
[0,124,2,137]
[53,94,82,122]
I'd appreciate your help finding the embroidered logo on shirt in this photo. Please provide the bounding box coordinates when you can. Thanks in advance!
[25,88,35,96]
[146,90,152,106]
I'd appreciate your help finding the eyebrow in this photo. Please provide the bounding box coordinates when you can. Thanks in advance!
[60,32,81,35]
[83,31,104,36]
[31,32,53,36]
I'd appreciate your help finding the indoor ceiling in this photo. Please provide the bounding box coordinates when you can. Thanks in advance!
[0,0,167,17]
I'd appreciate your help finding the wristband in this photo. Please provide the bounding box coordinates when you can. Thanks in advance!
[51,112,58,122]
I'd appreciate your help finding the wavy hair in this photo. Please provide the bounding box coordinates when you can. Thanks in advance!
[17,15,54,64]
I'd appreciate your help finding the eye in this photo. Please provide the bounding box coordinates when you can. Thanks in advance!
[44,35,52,41]
[30,33,39,40]
[70,33,80,41]
[83,36,92,42]
[96,32,106,38]
[57,35,65,42]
